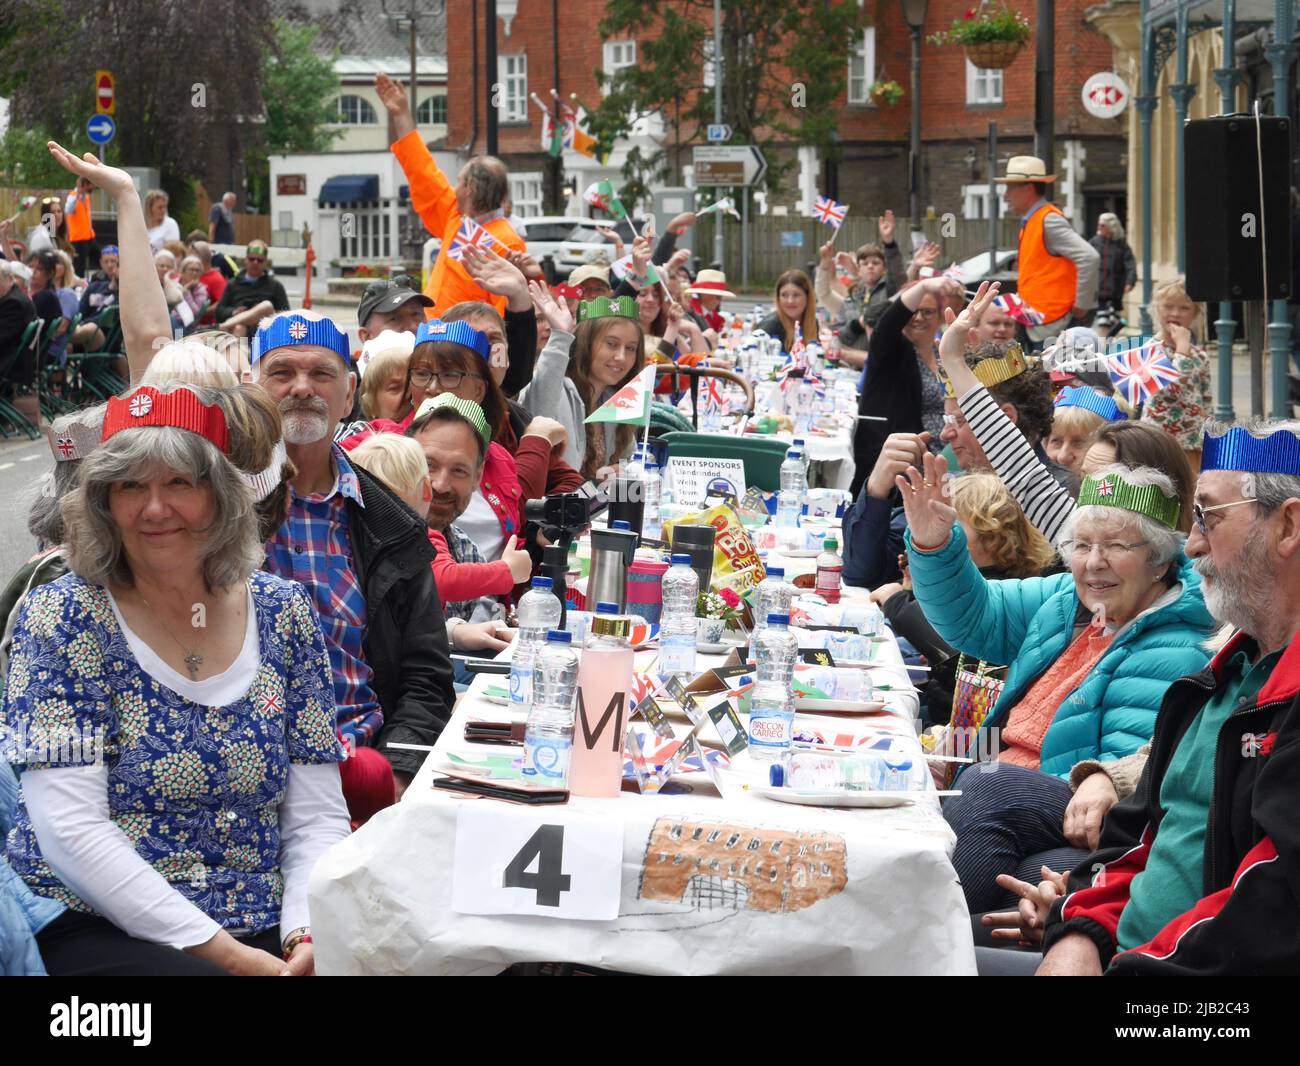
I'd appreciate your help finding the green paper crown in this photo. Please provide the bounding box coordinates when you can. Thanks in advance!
[942,343,1030,398]
[1077,472,1181,529]
[578,295,638,323]
[413,393,491,448]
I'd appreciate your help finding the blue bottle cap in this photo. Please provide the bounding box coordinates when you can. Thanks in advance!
[792,438,806,447]
[595,601,620,614]
[765,566,785,577]
[611,519,631,530]
[767,612,790,626]
[786,449,801,459]
[769,763,785,787]
[671,553,693,565]
[545,629,573,643]
[530,576,554,590]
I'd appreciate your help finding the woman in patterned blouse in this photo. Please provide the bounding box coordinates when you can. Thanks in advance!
[1,381,349,976]
[1140,277,1213,473]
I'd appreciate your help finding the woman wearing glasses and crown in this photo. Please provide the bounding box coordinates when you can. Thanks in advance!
[897,448,1216,923]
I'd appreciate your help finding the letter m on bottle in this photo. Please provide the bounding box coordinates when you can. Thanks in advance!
[577,690,626,751]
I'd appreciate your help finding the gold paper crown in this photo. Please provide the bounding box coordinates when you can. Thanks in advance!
[942,343,1030,397]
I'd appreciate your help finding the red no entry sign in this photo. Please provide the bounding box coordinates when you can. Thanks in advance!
[95,70,115,115]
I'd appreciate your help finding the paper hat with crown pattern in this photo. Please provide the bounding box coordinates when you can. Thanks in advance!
[941,343,1031,398]
[1077,470,1181,529]
[1201,424,1300,475]
[578,295,638,323]
[1054,385,1126,423]
[414,318,491,361]
[252,313,351,365]
[101,386,230,454]
[413,393,491,447]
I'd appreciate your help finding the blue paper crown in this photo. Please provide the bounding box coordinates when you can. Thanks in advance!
[1054,386,1125,423]
[415,319,491,361]
[1202,425,1300,475]
[252,314,351,365]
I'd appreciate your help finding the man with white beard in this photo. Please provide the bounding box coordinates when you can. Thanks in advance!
[1027,420,1300,975]
[252,310,455,823]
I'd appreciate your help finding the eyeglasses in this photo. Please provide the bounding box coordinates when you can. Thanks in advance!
[409,368,479,390]
[1061,540,1148,561]
[1192,498,1257,535]
[941,413,967,428]
[911,308,938,320]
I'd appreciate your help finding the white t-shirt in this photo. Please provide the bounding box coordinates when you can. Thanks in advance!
[146,216,181,254]
[455,490,506,561]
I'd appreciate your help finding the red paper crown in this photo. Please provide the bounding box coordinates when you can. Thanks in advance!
[101,386,231,454]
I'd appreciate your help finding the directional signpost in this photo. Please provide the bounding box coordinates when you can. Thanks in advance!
[87,114,116,145]
[706,123,733,143]
[91,71,116,164]
[692,145,767,187]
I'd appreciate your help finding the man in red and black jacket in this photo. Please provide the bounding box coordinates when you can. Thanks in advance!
[1037,421,1300,976]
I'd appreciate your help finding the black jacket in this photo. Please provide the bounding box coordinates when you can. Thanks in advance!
[1088,235,1136,304]
[852,295,922,497]
[502,306,538,398]
[343,464,456,777]
[0,287,36,369]
[214,271,290,323]
[1042,629,1300,975]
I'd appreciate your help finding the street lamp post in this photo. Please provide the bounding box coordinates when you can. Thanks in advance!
[900,0,928,225]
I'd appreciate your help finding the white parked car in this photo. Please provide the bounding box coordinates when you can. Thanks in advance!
[518,216,589,267]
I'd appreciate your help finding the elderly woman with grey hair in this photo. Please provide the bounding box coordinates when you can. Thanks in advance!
[1,382,347,977]
[1089,212,1136,314]
[898,454,1216,915]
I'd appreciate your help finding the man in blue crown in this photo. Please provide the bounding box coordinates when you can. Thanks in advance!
[1027,419,1300,975]
[252,309,455,823]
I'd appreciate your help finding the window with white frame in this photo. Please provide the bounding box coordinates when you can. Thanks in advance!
[703,36,717,90]
[417,94,448,125]
[966,60,1003,105]
[510,172,544,218]
[498,54,528,123]
[336,94,377,124]
[603,41,637,91]
[962,183,996,220]
[848,28,876,104]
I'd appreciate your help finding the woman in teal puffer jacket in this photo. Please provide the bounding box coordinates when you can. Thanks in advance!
[899,456,1216,913]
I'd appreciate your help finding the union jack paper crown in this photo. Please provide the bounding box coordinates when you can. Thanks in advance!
[414,319,491,361]
[941,343,1030,397]
[413,393,492,447]
[1053,385,1126,423]
[1077,472,1180,529]
[47,412,103,463]
[1201,425,1300,475]
[241,438,289,502]
[252,314,351,365]
[578,295,638,323]
[102,387,231,455]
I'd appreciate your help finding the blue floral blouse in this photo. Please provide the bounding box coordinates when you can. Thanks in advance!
[0,571,343,935]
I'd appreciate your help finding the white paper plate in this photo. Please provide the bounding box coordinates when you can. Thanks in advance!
[780,549,822,558]
[751,785,959,808]
[792,697,887,714]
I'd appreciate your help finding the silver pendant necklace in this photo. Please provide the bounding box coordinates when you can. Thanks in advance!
[138,594,205,680]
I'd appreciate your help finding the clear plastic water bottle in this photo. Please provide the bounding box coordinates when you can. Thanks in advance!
[748,612,799,762]
[776,448,807,528]
[791,439,812,478]
[794,380,816,434]
[510,576,563,710]
[521,630,580,787]
[769,749,920,792]
[625,445,646,480]
[753,566,793,634]
[659,554,699,678]
[641,460,662,541]
[815,537,843,604]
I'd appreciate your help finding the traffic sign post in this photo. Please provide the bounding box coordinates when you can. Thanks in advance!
[95,70,116,115]
[706,123,733,143]
[1081,72,1129,120]
[692,145,767,187]
[87,112,116,164]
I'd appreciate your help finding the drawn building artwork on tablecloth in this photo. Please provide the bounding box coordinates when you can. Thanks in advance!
[638,816,848,914]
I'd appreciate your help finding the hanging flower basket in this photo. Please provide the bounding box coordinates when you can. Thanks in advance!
[930,3,1032,69]
[963,39,1025,70]
[869,79,906,107]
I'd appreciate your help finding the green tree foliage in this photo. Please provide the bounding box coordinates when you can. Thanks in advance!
[262,17,344,154]
[587,0,868,202]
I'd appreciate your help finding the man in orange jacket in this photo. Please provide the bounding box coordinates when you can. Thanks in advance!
[996,156,1099,347]
[65,177,97,277]
[375,72,525,318]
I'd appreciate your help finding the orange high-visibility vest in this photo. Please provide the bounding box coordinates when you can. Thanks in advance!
[67,190,95,243]
[1017,203,1076,324]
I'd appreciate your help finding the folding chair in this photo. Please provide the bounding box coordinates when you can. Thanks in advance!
[0,318,45,440]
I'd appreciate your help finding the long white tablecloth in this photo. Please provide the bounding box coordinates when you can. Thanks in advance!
[308,574,976,976]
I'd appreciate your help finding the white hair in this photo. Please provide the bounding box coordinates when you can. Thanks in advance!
[1098,212,1125,241]
[142,340,240,390]
[1056,463,1185,574]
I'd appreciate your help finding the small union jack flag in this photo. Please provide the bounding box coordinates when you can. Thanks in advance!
[446,217,500,262]
[287,319,309,340]
[993,293,1044,327]
[56,436,76,458]
[129,393,153,418]
[812,196,848,229]
[260,692,283,717]
[1107,340,1180,406]
[1095,479,1114,497]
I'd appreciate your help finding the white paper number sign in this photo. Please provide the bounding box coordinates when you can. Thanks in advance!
[450,804,625,921]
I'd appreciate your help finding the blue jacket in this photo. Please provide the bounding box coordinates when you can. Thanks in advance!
[906,525,1216,777]
[0,763,61,975]
[842,494,906,589]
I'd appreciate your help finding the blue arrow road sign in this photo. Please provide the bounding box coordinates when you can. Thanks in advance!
[87,114,116,144]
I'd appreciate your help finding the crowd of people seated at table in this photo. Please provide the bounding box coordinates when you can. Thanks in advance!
[2,88,1299,981]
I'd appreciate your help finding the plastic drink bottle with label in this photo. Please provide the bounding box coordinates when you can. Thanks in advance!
[509,576,562,710]
[658,554,699,679]
[776,449,807,528]
[769,749,920,791]
[753,566,793,634]
[641,460,662,541]
[521,630,580,787]
[748,613,799,762]
[816,537,843,604]
[571,603,634,797]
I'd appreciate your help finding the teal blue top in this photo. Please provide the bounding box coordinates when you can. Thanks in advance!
[906,525,1216,777]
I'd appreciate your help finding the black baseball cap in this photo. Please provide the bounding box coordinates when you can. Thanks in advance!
[357,274,433,327]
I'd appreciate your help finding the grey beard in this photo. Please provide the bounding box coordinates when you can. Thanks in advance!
[281,411,330,445]
[1195,526,1273,636]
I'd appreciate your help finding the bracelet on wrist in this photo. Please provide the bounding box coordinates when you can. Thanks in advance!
[282,930,312,960]
[909,532,951,554]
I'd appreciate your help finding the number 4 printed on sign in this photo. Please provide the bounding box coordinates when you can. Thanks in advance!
[451,804,624,920]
